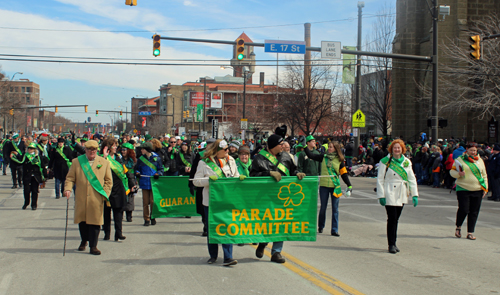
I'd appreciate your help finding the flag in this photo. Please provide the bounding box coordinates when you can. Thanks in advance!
[342,46,356,84]
[151,176,199,218]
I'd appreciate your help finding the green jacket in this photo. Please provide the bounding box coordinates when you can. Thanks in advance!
[297,148,320,176]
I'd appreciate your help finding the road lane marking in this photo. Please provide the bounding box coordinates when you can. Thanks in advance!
[0,274,13,295]
[253,246,365,295]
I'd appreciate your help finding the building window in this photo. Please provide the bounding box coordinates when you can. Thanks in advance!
[22,87,25,93]
[26,96,30,104]
[27,87,31,93]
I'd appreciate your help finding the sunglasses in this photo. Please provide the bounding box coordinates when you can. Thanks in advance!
[169,141,176,143]
[87,147,98,151]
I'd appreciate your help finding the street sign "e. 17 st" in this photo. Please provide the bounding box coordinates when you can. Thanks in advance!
[264,40,306,54]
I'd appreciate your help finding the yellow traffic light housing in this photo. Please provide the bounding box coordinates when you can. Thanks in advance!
[183,111,186,118]
[153,34,161,57]
[236,38,245,60]
[125,0,137,6]
[96,110,99,116]
[85,105,88,112]
[186,110,190,117]
[470,35,481,60]
[9,109,13,115]
[55,106,58,113]
[120,111,123,117]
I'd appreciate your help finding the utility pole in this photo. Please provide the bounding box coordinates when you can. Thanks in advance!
[203,78,207,135]
[354,1,364,156]
[431,0,439,144]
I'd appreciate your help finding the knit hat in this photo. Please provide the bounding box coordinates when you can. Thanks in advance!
[12,134,19,139]
[306,135,315,142]
[238,146,250,155]
[229,140,240,148]
[140,142,153,151]
[268,134,283,150]
[57,137,65,143]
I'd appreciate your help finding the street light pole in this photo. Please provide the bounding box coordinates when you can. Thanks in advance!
[431,0,439,144]
[354,1,364,157]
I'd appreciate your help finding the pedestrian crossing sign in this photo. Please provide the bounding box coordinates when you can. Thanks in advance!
[352,109,365,127]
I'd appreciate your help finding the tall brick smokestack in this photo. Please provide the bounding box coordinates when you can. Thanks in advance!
[304,23,311,92]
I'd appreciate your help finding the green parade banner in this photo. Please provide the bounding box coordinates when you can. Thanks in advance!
[151,176,200,218]
[208,176,318,244]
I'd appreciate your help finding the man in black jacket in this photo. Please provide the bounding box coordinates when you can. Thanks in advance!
[164,138,179,176]
[487,145,500,201]
[249,134,305,264]
[49,138,74,199]
[4,134,25,188]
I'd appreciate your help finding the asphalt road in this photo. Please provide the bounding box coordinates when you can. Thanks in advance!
[0,171,499,295]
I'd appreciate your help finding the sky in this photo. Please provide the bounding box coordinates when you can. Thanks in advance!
[0,0,395,125]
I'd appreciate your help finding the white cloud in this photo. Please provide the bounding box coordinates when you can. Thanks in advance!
[183,1,197,7]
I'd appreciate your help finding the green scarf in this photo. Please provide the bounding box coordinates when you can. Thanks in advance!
[107,155,130,195]
[236,158,252,177]
[78,155,109,201]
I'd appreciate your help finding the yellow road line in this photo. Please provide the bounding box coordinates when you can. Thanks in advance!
[254,245,365,295]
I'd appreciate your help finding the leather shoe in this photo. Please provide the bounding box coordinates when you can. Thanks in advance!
[90,247,101,255]
[32,207,36,210]
[103,233,110,241]
[318,228,323,233]
[223,258,238,266]
[115,234,126,241]
[256,244,266,258]
[78,241,88,251]
[151,219,156,225]
[144,220,150,226]
[389,245,397,254]
[394,245,400,252]
[11,185,17,189]
[207,258,217,264]
[331,232,340,237]
[22,205,27,210]
[271,252,286,263]
[202,231,208,236]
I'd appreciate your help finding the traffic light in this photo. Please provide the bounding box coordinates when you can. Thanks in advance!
[96,110,99,116]
[85,105,88,113]
[9,109,13,115]
[55,106,58,113]
[153,34,161,57]
[125,0,137,6]
[120,111,123,117]
[183,111,186,118]
[236,38,245,60]
[470,35,481,60]
[186,110,190,117]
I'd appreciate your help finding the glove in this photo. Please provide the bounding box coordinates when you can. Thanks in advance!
[153,174,159,180]
[239,175,246,181]
[345,186,352,198]
[379,198,386,206]
[189,185,195,196]
[135,173,141,179]
[269,171,282,182]
[412,196,418,207]
[209,175,218,181]
[296,172,306,180]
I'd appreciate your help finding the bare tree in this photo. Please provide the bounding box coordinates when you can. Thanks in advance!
[431,14,500,120]
[276,56,339,136]
[147,115,169,136]
[362,5,395,137]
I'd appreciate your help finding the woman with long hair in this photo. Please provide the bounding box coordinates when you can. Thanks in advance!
[121,142,137,222]
[377,139,419,254]
[101,137,137,241]
[304,141,352,236]
[176,141,194,176]
[450,142,488,240]
[193,139,241,266]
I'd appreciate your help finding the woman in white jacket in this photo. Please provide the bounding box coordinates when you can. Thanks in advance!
[376,139,419,254]
[193,139,241,266]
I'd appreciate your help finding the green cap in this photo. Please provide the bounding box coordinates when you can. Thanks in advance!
[306,135,315,142]
[28,142,37,149]
[145,134,152,141]
[122,143,134,150]
[295,143,304,149]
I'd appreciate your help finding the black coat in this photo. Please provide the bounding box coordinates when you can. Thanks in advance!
[164,147,178,173]
[176,151,194,176]
[250,149,297,177]
[15,153,48,183]
[108,154,137,209]
[488,152,500,179]
[4,140,25,168]
[49,145,74,179]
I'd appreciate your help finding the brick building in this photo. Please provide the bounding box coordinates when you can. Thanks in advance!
[5,79,40,132]
[392,0,500,142]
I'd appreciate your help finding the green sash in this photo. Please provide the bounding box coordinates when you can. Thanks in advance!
[107,155,130,195]
[138,155,157,172]
[461,156,487,191]
[57,147,72,168]
[381,156,408,182]
[162,142,169,148]
[204,157,226,179]
[13,141,22,155]
[179,152,192,168]
[259,149,290,176]
[236,158,251,177]
[78,155,109,201]
[324,157,342,196]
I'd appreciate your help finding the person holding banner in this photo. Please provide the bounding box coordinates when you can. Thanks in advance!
[135,142,164,226]
[193,139,241,266]
[376,139,419,254]
[249,134,303,264]
[235,146,251,177]
[450,142,488,240]
[64,140,113,255]
[304,141,352,236]
[50,138,74,199]
[101,138,137,241]
[177,141,194,176]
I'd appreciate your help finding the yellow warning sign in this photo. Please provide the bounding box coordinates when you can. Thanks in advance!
[352,109,365,127]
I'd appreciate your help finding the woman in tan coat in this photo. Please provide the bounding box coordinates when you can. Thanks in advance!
[64,140,113,255]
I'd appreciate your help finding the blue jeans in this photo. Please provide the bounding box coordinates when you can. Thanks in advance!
[414,163,422,183]
[204,206,233,260]
[433,172,440,187]
[422,168,429,183]
[55,178,64,197]
[318,187,340,233]
[346,158,352,169]
[258,241,283,255]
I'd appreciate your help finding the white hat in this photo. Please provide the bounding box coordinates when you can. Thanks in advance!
[175,136,181,140]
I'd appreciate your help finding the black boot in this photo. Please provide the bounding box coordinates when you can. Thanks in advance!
[126,211,132,222]
[103,232,110,241]
[115,233,126,241]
